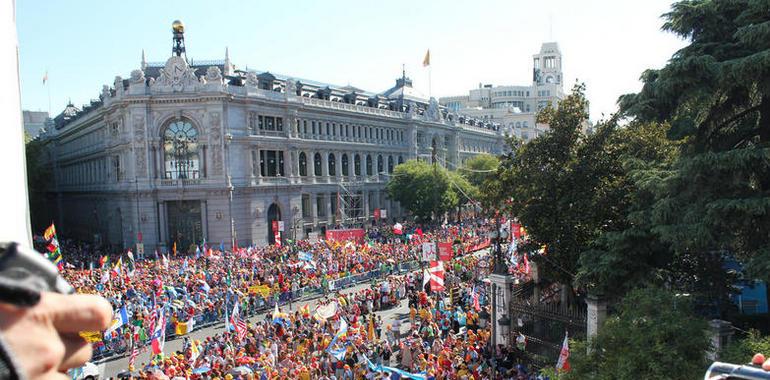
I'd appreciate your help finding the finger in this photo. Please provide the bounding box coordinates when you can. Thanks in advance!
[42,293,113,333]
[59,333,93,372]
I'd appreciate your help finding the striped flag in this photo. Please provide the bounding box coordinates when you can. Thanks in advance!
[429,261,445,292]
[43,223,64,270]
[128,341,139,368]
[230,302,247,341]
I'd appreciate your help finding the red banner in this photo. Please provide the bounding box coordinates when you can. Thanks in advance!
[373,209,380,220]
[512,222,521,239]
[272,221,279,233]
[438,242,453,261]
[325,228,366,244]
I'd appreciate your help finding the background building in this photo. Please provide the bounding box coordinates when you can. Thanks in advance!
[23,110,50,138]
[440,42,565,142]
[37,21,504,253]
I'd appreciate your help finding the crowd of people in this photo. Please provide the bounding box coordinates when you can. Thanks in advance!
[54,220,549,379]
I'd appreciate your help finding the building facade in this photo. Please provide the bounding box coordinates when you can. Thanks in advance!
[23,110,50,138]
[440,42,565,142]
[38,22,503,253]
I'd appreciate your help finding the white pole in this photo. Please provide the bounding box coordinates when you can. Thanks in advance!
[0,0,32,245]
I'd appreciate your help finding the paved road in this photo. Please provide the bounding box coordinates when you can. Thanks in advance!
[99,280,412,377]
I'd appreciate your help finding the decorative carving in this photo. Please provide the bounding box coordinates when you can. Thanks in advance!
[152,56,200,92]
[245,72,258,87]
[135,147,147,176]
[133,116,145,144]
[285,78,296,96]
[101,85,111,100]
[130,69,145,84]
[204,66,222,83]
[427,97,443,122]
[113,76,123,96]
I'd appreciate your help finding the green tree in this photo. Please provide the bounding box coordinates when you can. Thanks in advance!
[459,153,499,188]
[386,159,451,222]
[721,329,770,364]
[619,0,770,281]
[565,287,710,380]
[497,84,625,288]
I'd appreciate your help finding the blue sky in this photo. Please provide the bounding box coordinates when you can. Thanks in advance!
[18,0,686,121]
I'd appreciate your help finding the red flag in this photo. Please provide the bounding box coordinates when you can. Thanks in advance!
[429,261,445,292]
[523,254,530,275]
[556,333,570,372]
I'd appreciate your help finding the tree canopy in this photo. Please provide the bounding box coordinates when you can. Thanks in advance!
[619,0,770,281]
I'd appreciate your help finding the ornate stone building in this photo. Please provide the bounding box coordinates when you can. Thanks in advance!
[38,21,503,252]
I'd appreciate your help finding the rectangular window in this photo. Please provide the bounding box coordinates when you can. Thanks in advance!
[258,115,264,130]
[276,117,283,131]
[317,194,326,217]
[326,123,330,135]
[265,116,275,131]
[251,150,258,176]
[259,150,284,177]
[312,121,317,135]
[303,120,308,134]
[330,193,338,221]
[302,194,311,218]
[112,155,121,182]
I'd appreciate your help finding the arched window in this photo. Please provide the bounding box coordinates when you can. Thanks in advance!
[314,153,322,176]
[388,156,394,173]
[354,154,361,176]
[328,153,336,176]
[366,154,373,176]
[398,156,403,165]
[377,155,384,174]
[298,152,307,177]
[341,154,349,176]
[163,119,200,179]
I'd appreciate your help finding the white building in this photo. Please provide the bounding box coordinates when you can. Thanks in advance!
[440,42,565,142]
[37,21,504,252]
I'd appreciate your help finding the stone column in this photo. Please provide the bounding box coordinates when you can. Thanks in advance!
[335,152,342,180]
[586,295,608,340]
[489,273,514,348]
[158,201,167,249]
[707,320,734,361]
[321,151,329,181]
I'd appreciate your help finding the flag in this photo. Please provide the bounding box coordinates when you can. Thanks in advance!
[104,306,129,337]
[99,255,109,269]
[422,49,430,67]
[162,253,169,269]
[127,249,135,263]
[189,340,200,365]
[393,223,403,235]
[112,257,123,277]
[231,302,247,340]
[556,333,570,372]
[471,286,481,312]
[150,309,167,355]
[422,267,430,289]
[368,317,375,341]
[172,242,177,256]
[129,344,139,368]
[43,223,64,270]
[516,333,527,351]
[429,261,445,292]
[42,70,48,85]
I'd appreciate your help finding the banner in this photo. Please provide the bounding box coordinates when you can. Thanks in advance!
[421,242,436,262]
[325,228,365,244]
[437,242,453,261]
[249,284,272,297]
[174,318,195,336]
[373,209,380,220]
[380,209,388,218]
[79,331,103,343]
[308,232,319,243]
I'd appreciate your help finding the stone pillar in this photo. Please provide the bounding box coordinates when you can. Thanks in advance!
[586,295,608,339]
[321,151,329,181]
[489,273,515,348]
[158,201,167,250]
[707,320,734,361]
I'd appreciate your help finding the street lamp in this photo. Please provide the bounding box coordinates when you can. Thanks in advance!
[488,218,509,275]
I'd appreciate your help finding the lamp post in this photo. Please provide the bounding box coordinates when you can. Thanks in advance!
[488,217,509,275]
[292,205,300,242]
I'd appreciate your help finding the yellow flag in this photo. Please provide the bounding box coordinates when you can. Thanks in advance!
[423,49,430,67]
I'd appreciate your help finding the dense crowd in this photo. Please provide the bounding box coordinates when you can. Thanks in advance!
[56,220,548,379]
